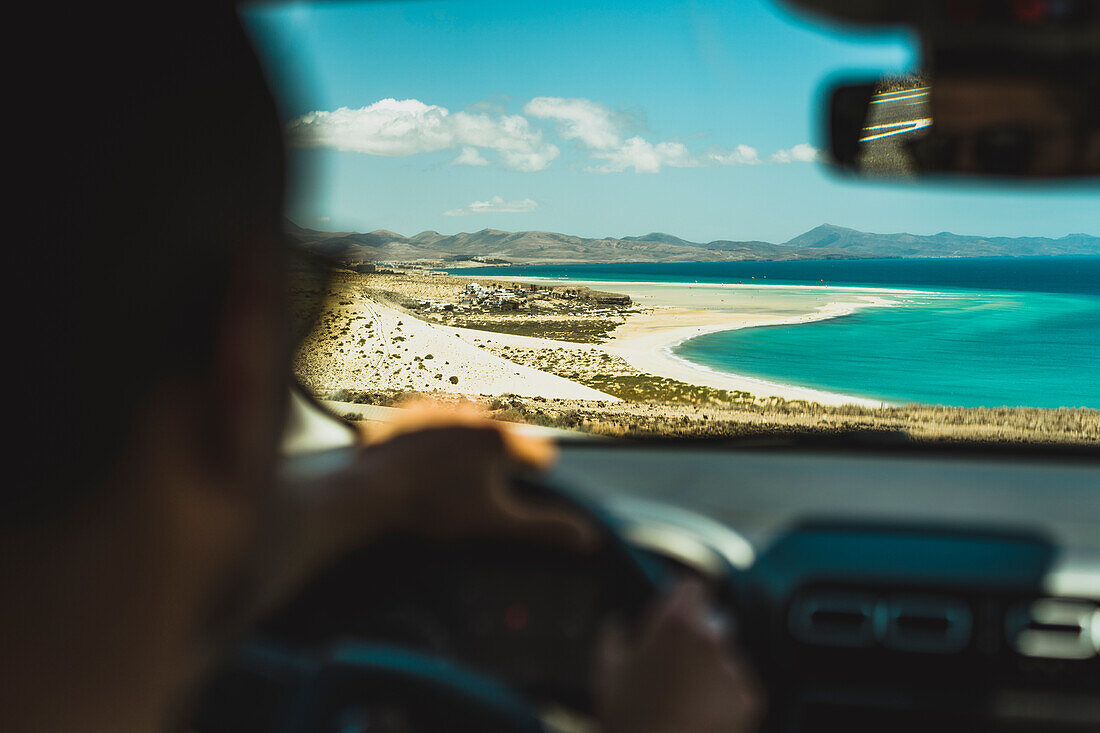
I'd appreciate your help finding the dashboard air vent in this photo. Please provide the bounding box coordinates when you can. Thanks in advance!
[789,590,974,654]
[883,595,972,654]
[1006,598,1100,660]
[789,591,879,648]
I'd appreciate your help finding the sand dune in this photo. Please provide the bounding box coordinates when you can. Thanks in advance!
[297,273,906,406]
[294,294,617,401]
[605,303,893,408]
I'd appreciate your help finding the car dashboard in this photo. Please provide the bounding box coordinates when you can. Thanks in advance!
[557,441,1100,732]
[231,417,1100,733]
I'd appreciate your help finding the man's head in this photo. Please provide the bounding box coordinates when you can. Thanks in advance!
[5,6,291,732]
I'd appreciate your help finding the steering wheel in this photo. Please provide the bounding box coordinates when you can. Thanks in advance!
[188,476,665,733]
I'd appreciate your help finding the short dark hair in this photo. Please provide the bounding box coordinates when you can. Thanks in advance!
[9,6,286,523]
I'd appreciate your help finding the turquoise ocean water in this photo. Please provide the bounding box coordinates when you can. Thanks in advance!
[452,258,1100,409]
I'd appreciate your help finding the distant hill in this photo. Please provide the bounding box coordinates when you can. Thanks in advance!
[784,224,1100,258]
[621,232,701,247]
[288,220,1100,265]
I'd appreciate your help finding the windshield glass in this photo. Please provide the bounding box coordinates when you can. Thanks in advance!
[243,0,1100,446]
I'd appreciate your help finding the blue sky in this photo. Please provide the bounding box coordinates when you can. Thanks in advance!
[243,0,1098,243]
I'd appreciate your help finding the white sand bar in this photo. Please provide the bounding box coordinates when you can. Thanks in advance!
[302,295,617,401]
[330,275,952,406]
[485,277,942,407]
[607,306,889,407]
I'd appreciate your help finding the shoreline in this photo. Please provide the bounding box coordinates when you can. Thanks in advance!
[293,280,619,402]
[297,269,1100,443]
[450,272,952,297]
[447,272,916,406]
[292,264,1100,443]
[604,302,894,408]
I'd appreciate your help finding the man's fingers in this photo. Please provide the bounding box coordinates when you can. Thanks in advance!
[726,658,766,728]
[363,399,496,444]
[640,579,713,646]
[492,487,601,551]
[361,399,557,470]
[597,579,761,733]
[499,428,557,470]
[364,420,593,550]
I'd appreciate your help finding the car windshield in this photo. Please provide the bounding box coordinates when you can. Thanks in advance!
[243,0,1099,447]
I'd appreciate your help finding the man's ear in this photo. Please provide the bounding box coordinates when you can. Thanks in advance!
[206,256,288,493]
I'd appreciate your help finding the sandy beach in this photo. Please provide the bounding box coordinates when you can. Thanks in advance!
[605,306,890,407]
[293,280,617,402]
[294,269,1099,445]
[303,270,932,406]
[488,277,925,407]
[432,302,892,406]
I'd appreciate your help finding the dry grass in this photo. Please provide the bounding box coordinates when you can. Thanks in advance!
[299,270,1100,447]
[326,389,1100,446]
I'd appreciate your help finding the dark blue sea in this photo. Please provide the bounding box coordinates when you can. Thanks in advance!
[453,257,1100,408]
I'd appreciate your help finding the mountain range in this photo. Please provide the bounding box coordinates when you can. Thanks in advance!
[287,220,1100,265]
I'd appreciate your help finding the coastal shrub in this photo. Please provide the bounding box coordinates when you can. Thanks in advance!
[490,405,557,428]
[556,410,584,428]
[328,389,395,405]
[320,388,1099,446]
[449,376,459,384]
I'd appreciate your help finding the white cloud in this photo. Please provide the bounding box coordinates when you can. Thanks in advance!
[316,216,331,222]
[287,98,559,172]
[443,196,539,216]
[588,139,767,174]
[448,111,545,155]
[288,95,818,175]
[452,147,489,166]
[500,147,561,173]
[526,97,699,173]
[770,143,820,163]
[288,99,451,156]
[704,144,761,166]
[588,137,699,174]
[527,97,768,173]
[523,96,622,150]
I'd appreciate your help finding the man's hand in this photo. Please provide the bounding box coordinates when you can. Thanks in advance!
[295,400,598,573]
[360,398,558,470]
[353,405,597,550]
[246,400,597,639]
[597,580,763,733]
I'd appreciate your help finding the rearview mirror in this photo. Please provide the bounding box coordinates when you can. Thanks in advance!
[828,75,1100,179]
[786,0,1100,181]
